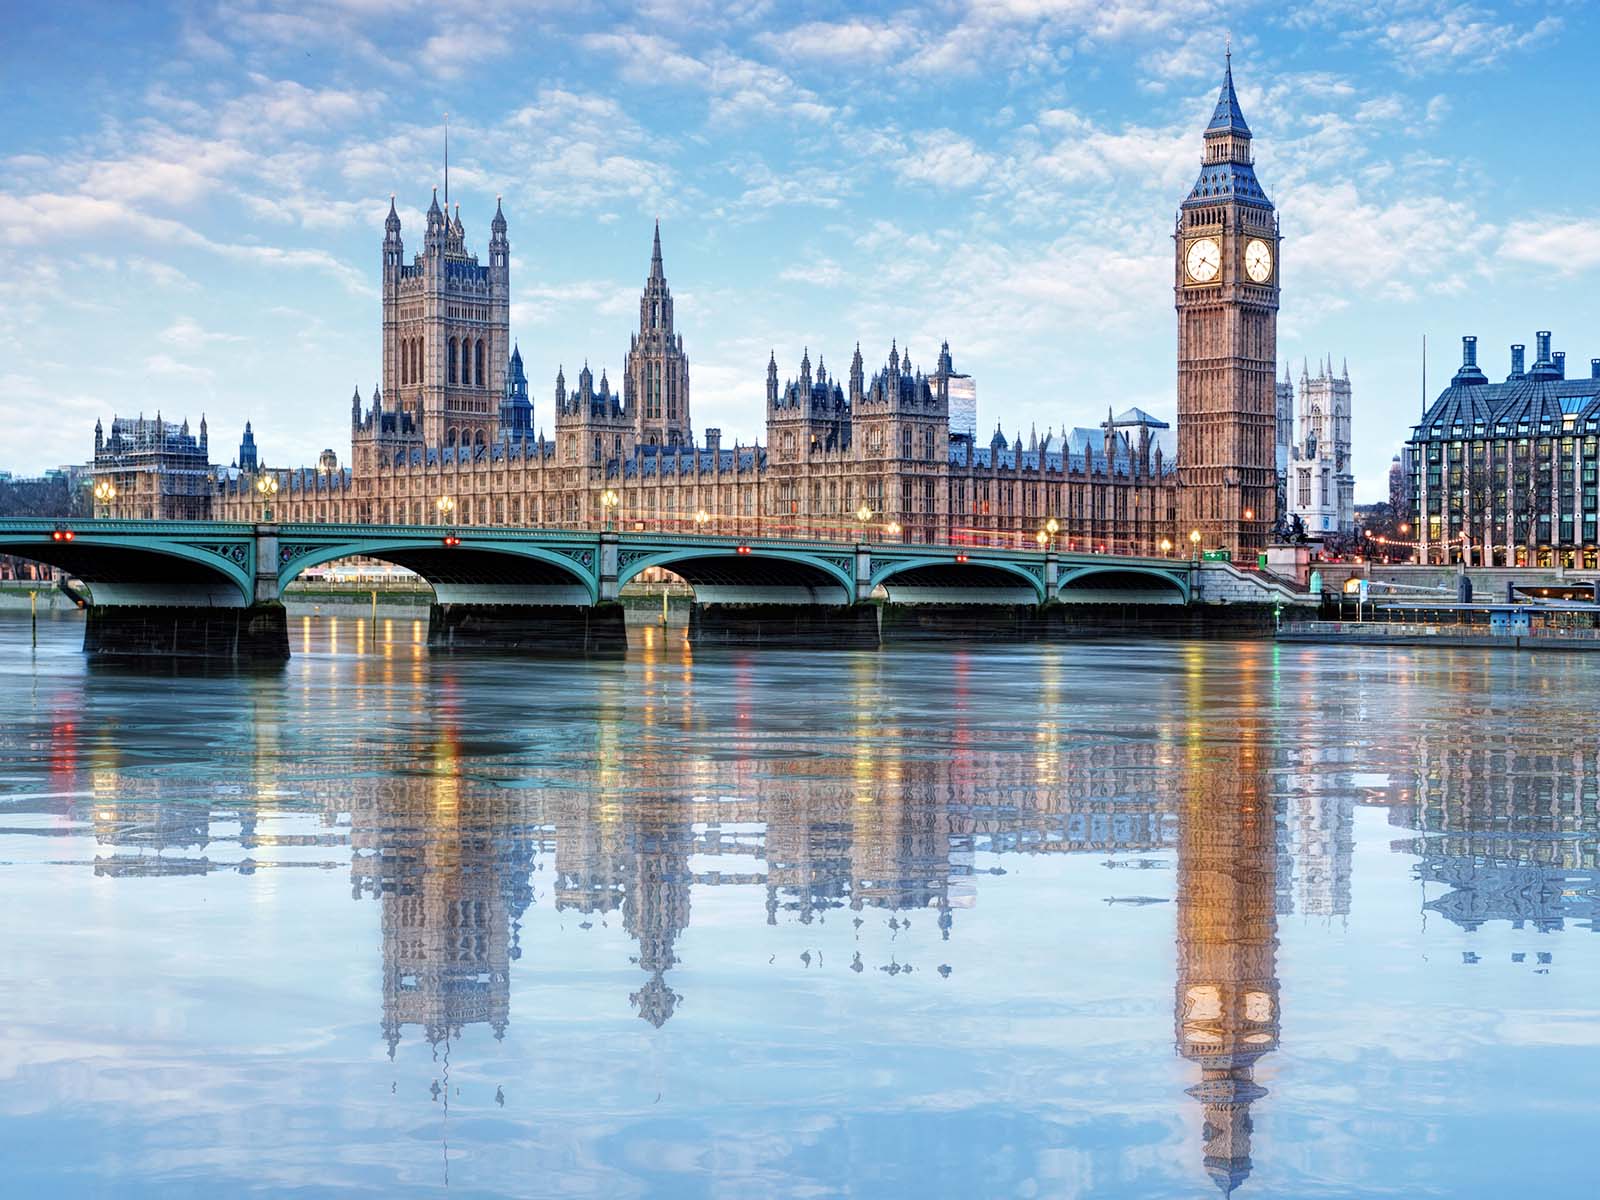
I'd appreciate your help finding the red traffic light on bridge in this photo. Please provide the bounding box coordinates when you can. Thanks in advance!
[955,553,969,563]
[736,544,752,555]
[51,528,75,542]
[442,534,461,547]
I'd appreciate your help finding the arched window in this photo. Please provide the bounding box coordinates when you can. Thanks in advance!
[448,338,457,384]
[614,435,622,460]
[446,427,457,447]
[475,339,485,387]
[902,428,914,459]
[413,338,422,384]
[475,429,485,448]
[399,339,408,385]
[593,434,602,463]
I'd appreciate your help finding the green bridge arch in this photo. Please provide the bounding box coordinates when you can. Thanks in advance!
[868,555,1047,603]
[1058,563,1189,603]
[0,526,255,606]
[617,544,856,603]
[277,536,600,604]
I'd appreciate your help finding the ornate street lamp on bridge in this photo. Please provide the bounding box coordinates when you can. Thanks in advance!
[855,503,873,544]
[256,474,278,522]
[92,480,116,520]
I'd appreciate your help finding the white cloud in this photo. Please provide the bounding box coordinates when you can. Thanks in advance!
[160,317,247,347]
[1500,219,1600,276]
[580,33,833,124]
[778,258,847,288]
[901,131,995,189]
[758,18,907,61]
[143,353,215,383]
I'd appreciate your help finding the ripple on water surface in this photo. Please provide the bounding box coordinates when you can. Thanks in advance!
[1,611,1597,1198]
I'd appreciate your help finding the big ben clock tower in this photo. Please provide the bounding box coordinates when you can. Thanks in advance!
[1176,52,1279,557]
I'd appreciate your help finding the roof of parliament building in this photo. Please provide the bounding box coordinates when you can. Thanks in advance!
[1414,331,1600,440]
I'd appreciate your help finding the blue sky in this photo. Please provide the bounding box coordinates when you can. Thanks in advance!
[4,0,1597,499]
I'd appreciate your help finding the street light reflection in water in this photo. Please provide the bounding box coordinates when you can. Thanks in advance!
[2,613,1598,1198]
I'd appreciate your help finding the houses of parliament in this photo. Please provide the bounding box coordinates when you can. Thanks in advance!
[92,58,1281,558]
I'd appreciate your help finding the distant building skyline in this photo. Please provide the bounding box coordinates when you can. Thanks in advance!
[6,2,1597,500]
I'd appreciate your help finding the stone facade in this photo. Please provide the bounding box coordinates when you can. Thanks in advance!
[201,215,1182,550]
[92,59,1289,557]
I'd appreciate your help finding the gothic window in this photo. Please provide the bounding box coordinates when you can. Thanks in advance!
[924,428,935,460]
[475,339,485,387]
[448,338,458,385]
[902,428,914,459]
[446,428,457,448]
[614,436,622,460]
[475,429,486,449]
[593,435,602,464]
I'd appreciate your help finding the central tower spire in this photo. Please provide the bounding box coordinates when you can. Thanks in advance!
[625,221,692,448]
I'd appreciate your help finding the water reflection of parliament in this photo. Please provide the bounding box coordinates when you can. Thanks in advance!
[72,667,1599,1195]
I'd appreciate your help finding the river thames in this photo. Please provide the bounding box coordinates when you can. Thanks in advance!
[2,611,1597,1198]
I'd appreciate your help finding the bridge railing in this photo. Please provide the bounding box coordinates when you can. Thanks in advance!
[0,515,1192,567]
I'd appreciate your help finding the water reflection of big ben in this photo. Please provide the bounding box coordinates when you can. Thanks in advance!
[1175,656,1281,1195]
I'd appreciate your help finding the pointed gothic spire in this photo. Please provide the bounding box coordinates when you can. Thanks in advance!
[1207,47,1251,137]
[650,218,664,281]
[385,194,401,234]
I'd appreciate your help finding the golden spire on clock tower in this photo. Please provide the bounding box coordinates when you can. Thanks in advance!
[1174,52,1280,558]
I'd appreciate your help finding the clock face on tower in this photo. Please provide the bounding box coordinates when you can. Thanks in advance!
[1244,238,1274,283]
[1185,238,1221,283]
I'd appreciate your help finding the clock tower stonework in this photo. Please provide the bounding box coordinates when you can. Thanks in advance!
[1176,55,1279,558]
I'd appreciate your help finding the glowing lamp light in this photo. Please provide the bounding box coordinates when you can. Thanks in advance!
[736,544,752,555]
[955,553,969,564]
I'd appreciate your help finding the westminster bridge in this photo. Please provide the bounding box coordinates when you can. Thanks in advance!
[0,518,1310,659]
